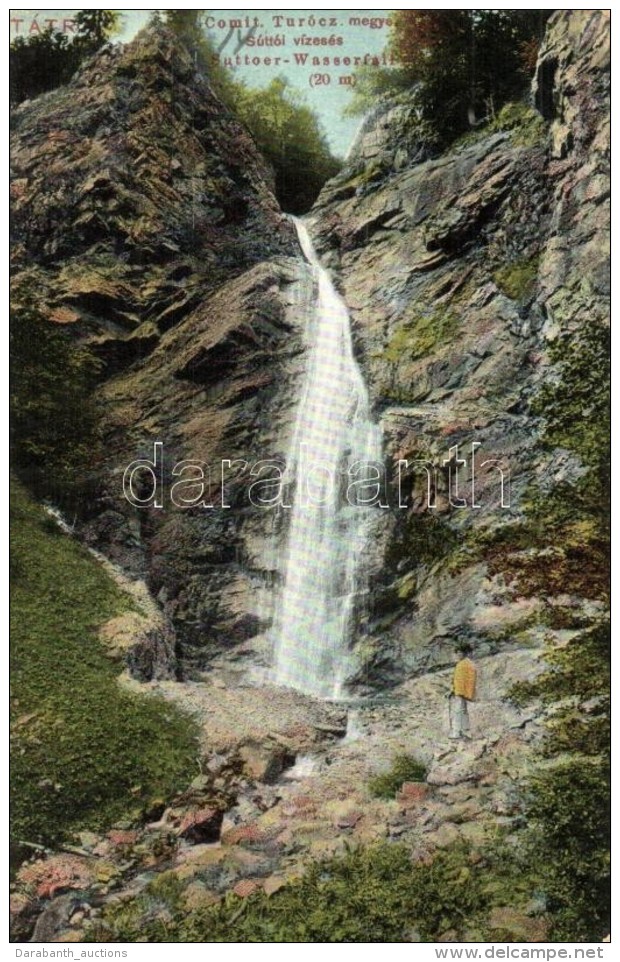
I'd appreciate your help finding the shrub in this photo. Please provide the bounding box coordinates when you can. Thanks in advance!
[368,754,427,799]
[491,101,547,146]
[10,301,102,512]
[525,758,610,941]
[86,841,488,943]
[449,100,548,154]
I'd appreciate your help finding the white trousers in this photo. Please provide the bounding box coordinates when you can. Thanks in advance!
[449,695,471,738]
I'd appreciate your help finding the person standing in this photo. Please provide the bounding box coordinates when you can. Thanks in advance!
[449,642,477,739]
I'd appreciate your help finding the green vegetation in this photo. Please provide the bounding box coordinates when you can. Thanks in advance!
[526,758,609,941]
[384,309,461,367]
[491,101,548,147]
[368,754,427,799]
[510,621,610,940]
[493,255,539,302]
[343,65,414,119]
[231,78,341,214]
[482,321,609,940]
[533,322,610,488]
[163,11,340,213]
[379,306,463,403]
[10,10,118,104]
[338,158,391,193]
[86,842,497,942]
[512,622,610,760]
[10,480,198,854]
[345,12,552,149]
[10,300,102,511]
[451,101,548,153]
[376,305,464,404]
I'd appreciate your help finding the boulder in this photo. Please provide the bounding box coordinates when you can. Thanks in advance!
[238,740,295,784]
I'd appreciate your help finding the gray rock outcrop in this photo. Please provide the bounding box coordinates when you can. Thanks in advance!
[310,9,609,683]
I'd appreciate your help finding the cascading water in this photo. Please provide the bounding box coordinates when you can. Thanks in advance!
[271,217,382,699]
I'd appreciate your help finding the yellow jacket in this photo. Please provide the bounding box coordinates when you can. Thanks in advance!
[453,657,477,700]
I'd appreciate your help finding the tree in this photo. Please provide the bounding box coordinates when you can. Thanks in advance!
[164,13,341,211]
[345,10,553,144]
[232,77,341,213]
[10,303,102,510]
[343,64,413,119]
[390,10,553,140]
[10,10,119,105]
[10,29,79,103]
[73,9,119,55]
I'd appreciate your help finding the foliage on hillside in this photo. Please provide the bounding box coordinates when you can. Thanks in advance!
[345,10,552,147]
[510,619,610,941]
[532,323,610,497]
[10,301,103,512]
[10,480,198,855]
[10,10,118,103]
[85,840,537,943]
[509,321,610,940]
[231,78,341,214]
[163,10,340,212]
[368,754,427,799]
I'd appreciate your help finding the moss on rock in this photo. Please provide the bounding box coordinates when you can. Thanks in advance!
[383,308,462,365]
[493,255,539,301]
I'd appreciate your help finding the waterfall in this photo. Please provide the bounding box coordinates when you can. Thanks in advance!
[271,217,382,699]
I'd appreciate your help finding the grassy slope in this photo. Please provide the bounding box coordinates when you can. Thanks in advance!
[87,841,536,943]
[10,479,198,851]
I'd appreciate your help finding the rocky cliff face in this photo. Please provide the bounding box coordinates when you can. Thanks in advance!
[311,8,609,683]
[11,13,609,683]
[11,25,313,673]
